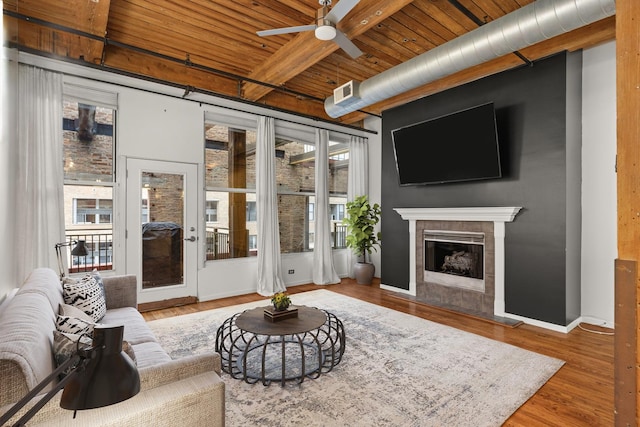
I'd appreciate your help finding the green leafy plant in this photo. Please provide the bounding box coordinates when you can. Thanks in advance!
[271,292,291,310]
[343,195,381,263]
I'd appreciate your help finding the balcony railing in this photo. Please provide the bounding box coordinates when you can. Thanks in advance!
[332,224,347,249]
[63,230,113,274]
[64,224,347,269]
[206,228,231,260]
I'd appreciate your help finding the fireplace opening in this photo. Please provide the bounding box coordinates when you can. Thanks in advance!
[424,231,485,292]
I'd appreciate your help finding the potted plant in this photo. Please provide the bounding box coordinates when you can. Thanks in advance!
[343,195,381,285]
[271,292,291,311]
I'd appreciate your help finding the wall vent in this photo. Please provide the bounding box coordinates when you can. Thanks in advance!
[333,80,360,105]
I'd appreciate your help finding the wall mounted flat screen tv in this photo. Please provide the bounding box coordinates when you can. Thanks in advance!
[392,103,502,185]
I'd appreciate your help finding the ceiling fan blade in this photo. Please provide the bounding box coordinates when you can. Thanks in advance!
[333,30,363,59]
[257,25,316,37]
[325,0,360,23]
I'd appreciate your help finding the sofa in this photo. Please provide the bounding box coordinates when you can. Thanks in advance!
[0,268,225,426]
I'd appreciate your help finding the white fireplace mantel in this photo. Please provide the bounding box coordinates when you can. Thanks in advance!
[394,207,521,222]
[392,207,522,317]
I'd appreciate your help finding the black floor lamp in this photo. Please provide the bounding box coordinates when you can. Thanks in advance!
[0,325,140,426]
[55,240,89,278]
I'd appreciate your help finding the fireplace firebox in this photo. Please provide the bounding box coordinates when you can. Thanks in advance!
[424,231,485,292]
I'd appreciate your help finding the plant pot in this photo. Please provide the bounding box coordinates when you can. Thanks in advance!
[353,262,375,285]
[273,303,289,312]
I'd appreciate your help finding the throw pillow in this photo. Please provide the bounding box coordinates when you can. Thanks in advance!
[63,274,106,322]
[122,340,137,365]
[55,314,95,336]
[52,331,92,377]
[59,303,94,323]
[52,331,137,378]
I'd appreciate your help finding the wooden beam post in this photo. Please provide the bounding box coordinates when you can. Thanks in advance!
[616,0,640,425]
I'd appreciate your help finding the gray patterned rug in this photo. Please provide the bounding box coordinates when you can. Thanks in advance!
[148,290,563,427]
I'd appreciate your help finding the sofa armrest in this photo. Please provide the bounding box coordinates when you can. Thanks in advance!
[0,354,224,426]
[102,275,137,309]
[138,352,222,391]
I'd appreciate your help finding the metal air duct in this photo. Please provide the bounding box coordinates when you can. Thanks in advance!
[324,0,616,118]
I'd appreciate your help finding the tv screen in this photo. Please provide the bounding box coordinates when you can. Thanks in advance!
[392,103,502,185]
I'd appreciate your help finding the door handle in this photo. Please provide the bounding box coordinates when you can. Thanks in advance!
[184,236,197,242]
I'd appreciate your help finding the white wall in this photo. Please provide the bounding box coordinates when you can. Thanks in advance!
[581,40,617,328]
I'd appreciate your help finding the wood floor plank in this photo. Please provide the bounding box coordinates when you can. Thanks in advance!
[141,278,614,425]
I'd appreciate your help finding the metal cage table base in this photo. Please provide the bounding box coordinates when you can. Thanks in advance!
[215,306,345,386]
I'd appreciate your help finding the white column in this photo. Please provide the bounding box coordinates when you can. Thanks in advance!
[493,221,506,316]
[408,219,417,296]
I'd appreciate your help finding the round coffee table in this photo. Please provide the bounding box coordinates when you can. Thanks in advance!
[215,306,345,386]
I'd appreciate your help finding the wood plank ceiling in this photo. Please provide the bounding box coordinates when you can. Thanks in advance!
[3,0,615,126]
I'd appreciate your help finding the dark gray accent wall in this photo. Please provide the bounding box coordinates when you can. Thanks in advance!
[381,52,581,326]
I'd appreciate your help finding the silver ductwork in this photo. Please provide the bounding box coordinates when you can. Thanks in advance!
[324,0,616,118]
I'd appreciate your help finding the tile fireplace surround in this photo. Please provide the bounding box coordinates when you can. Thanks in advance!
[392,207,521,319]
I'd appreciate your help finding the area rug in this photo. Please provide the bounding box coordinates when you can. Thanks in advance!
[148,290,564,426]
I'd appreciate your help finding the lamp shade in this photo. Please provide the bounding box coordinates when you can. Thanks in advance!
[60,325,140,410]
[71,240,89,257]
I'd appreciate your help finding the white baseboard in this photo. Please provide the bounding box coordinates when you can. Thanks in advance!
[380,283,414,295]
[500,313,582,333]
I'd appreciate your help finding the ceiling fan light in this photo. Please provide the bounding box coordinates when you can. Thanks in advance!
[315,25,337,41]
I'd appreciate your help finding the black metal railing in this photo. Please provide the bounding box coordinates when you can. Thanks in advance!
[63,230,113,273]
[332,224,347,249]
[206,228,231,260]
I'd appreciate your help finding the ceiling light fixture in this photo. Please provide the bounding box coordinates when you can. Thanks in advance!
[315,24,336,41]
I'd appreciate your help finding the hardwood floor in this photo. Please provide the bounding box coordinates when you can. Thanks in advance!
[142,279,614,426]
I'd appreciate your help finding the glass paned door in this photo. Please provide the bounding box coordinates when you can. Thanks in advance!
[126,159,198,303]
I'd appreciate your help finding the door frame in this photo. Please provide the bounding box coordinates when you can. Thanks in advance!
[125,158,199,304]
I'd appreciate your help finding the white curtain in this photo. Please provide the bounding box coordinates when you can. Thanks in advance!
[16,65,66,282]
[312,129,340,285]
[346,135,369,275]
[256,116,286,296]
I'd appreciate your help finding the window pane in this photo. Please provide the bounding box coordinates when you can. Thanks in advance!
[63,101,114,183]
[205,124,256,189]
[278,194,312,253]
[63,185,114,273]
[204,190,257,260]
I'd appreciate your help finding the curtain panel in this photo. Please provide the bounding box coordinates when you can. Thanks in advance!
[256,116,286,296]
[16,65,66,282]
[312,129,340,285]
[346,135,369,276]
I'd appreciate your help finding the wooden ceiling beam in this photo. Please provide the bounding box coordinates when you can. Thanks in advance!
[241,0,415,102]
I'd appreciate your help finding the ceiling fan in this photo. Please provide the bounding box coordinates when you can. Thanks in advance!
[256,0,363,59]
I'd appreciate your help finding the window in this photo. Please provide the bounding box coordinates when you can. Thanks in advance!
[246,201,257,222]
[74,198,112,224]
[308,203,315,221]
[62,93,117,274]
[204,112,354,260]
[204,122,257,260]
[206,200,218,222]
[330,203,345,221]
[141,189,149,223]
[248,235,257,251]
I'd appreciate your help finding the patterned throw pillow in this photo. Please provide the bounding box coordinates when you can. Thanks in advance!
[63,274,107,322]
[52,331,93,377]
[59,303,93,320]
[52,331,137,379]
[56,314,95,336]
